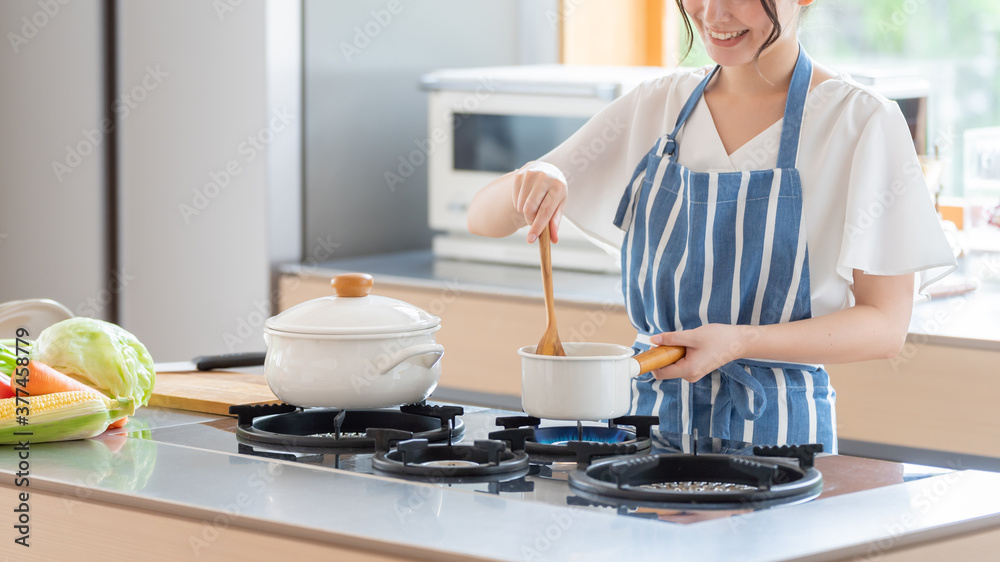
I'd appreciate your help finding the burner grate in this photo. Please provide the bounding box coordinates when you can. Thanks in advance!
[569,447,824,508]
[229,403,464,450]
[371,437,530,479]
[490,415,659,463]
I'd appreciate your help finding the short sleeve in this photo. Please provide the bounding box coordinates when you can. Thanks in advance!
[537,81,648,254]
[836,102,957,296]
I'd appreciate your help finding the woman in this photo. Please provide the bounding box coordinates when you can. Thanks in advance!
[466,0,956,452]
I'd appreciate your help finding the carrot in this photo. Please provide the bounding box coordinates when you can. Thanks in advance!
[107,416,128,429]
[24,360,104,398]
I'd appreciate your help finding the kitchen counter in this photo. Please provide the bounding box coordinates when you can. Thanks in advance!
[3,404,1000,561]
[279,249,1000,351]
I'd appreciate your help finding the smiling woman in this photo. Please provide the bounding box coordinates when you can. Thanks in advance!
[467,0,957,451]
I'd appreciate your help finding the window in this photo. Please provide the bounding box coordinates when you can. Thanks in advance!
[667,1,1000,201]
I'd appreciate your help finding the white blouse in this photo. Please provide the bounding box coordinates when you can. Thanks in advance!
[540,66,957,318]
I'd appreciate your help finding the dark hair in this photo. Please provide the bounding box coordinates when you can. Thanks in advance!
[674,0,791,64]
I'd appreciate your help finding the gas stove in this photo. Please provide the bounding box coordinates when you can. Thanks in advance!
[139,401,940,525]
[489,415,659,463]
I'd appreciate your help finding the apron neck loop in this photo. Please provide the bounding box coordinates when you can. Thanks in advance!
[775,44,813,170]
[666,65,722,148]
[666,45,813,169]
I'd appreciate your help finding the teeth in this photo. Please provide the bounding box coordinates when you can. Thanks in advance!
[708,29,747,40]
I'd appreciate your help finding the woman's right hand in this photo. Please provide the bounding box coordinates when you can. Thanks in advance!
[512,161,568,244]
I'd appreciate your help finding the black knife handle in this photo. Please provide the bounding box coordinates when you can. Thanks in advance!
[193,351,266,371]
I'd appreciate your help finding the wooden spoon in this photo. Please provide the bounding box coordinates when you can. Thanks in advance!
[536,225,566,356]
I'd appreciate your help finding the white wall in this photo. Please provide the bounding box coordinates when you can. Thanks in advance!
[117,0,301,360]
[0,0,109,320]
[303,0,559,261]
[518,0,561,65]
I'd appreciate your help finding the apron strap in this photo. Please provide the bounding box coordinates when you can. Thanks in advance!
[666,65,722,143]
[717,361,767,421]
[664,45,813,169]
[775,44,813,170]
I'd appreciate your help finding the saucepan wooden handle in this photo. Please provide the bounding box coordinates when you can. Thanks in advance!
[634,346,686,374]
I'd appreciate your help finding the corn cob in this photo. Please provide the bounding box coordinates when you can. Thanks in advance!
[0,391,134,445]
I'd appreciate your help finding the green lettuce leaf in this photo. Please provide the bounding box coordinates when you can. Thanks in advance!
[29,318,155,406]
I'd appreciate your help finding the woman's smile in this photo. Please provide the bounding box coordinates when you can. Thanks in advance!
[707,28,749,40]
[705,27,750,46]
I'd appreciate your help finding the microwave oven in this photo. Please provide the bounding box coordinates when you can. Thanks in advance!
[421,65,930,273]
[421,65,668,273]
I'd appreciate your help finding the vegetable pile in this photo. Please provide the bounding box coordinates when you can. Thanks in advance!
[0,318,155,445]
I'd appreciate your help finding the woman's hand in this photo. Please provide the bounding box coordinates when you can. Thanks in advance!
[513,161,567,244]
[648,324,759,382]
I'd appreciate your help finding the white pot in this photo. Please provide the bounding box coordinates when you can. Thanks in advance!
[263,273,444,409]
[519,342,685,421]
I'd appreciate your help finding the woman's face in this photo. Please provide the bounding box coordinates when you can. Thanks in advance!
[680,0,803,67]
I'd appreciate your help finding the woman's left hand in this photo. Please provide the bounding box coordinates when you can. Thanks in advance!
[648,324,758,383]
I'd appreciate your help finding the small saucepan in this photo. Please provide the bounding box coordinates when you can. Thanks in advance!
[518,342,686,421]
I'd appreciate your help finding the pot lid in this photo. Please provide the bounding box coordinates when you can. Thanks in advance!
[265,273,440,335]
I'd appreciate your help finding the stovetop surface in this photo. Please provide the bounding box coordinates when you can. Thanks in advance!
[136,402,949,525]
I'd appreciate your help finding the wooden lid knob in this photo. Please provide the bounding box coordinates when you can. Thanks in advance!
[331,273,374,297]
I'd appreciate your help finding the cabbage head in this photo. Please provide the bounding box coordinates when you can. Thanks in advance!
[30,318,155,406]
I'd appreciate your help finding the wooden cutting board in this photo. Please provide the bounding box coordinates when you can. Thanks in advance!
[149,371,281,416]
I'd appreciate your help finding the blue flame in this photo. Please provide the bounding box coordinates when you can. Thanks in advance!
[532,426,632,445]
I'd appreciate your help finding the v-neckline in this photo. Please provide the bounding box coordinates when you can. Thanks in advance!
[688,72,844,170]
[699,95,784,165]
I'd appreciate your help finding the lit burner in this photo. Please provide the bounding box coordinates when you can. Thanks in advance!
[491,415,659,463]
[532,426,632,445]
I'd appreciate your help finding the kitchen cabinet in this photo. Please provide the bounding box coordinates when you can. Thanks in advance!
[277,250,1000,464]
[0,486,405,561]
[828,343,1000,459]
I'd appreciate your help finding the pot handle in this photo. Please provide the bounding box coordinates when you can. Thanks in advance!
[633,346,685,375]
[379,343,445,374]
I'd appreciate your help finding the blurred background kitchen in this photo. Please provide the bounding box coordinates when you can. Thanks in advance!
[2,1,1000,461]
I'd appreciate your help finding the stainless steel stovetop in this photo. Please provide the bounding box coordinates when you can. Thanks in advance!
[138,402,950,525]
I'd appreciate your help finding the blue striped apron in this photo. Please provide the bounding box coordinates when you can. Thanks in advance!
[612,47,836,452]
